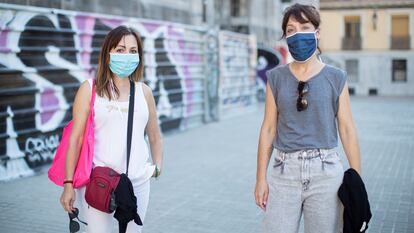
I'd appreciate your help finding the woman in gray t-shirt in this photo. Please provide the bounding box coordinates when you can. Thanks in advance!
[254,3,361,233]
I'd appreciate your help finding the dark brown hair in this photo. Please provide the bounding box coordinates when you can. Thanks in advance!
[95,25,144,100]
[281,4,321,54]
[282,3,320,38]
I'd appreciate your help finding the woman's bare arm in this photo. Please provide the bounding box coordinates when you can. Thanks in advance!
[142,83,164,174]
[255,82,278,210]
[337,82,361,174]
[61,80,91,212]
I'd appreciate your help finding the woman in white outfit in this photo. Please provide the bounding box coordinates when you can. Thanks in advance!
[60,25,163,233]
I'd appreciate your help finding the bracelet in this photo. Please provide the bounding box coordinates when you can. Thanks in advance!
[155,165,160,178]
[63,180,73,184]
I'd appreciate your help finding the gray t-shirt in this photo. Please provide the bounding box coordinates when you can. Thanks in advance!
[266,64,347,152]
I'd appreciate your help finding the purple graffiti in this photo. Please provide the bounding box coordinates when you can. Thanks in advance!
[99,18,123,29]
[142,22,162,33]
[0,29,11,53]
[1,6,204,171]
[75,15,95,76]
[40,88,60,124]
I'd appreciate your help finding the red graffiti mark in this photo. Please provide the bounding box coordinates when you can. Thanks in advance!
[276,46,288,65]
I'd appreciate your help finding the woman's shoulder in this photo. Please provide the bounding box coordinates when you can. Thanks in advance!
[323,64,347,78]
[136,81,154,98]
[266,64,289,78]
[78,79,93,95]
[322,64,348,93]
[72,80,93,110]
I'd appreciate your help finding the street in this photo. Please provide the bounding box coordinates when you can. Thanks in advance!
[0,96,413,233]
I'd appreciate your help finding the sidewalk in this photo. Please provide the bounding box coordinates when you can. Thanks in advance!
[0,96,413,233]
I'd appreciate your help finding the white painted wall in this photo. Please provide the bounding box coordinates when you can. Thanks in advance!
[322,51,414,96]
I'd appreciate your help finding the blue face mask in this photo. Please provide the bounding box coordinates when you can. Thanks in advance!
[286,31,318,63]
[109,53,140,78]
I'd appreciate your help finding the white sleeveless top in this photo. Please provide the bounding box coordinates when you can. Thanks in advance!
[87,79,155,185]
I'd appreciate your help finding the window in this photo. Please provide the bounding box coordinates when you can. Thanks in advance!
[345,16,361,38]
[231,0,240,17]
[391,15,410,49]
[392,59,407,82]
[342,16,361,50]
[345,59,359,82]
[369,89,378,96]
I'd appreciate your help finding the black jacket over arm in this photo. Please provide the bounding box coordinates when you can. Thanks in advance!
[338,168,372,233]
[114,174,143,233]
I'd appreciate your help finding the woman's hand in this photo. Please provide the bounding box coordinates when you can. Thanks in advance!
[255,179,269,211]
[60,184,76,213]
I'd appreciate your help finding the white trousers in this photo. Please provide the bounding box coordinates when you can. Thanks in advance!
[75,179,151,233]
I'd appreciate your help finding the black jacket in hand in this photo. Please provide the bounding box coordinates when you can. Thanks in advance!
[114,174,143,233]
[338,168,372,233]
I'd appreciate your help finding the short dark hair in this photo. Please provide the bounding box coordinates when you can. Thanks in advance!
[281,3,321,38]
[281,4,321,54]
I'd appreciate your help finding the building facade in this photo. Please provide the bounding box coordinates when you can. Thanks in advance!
[0,0,204,25]
[214,0,282,48]
[320,0,414,96]
[0,0,318,47]
[215,0,319,48]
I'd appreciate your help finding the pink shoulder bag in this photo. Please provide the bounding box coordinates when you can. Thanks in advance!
[48,80,96,188]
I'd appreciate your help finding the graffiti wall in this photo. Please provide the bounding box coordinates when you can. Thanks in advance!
[218,31,257,118]
[0,4,208,180]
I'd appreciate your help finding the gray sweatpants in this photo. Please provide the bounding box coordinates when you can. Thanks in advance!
[264,149,344,233]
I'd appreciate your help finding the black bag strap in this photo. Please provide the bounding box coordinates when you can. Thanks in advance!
[126,79,135,176]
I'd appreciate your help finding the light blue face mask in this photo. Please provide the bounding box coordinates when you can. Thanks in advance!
[286,30,318,63]
[109,53,140,78]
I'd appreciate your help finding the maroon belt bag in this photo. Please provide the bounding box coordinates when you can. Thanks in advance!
[84,79,135,213]
[85,166,120,213]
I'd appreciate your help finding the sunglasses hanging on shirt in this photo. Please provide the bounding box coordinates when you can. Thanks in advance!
[297,81,309,112]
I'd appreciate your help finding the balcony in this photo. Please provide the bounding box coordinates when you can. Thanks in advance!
[390,36,411,50]
[342,37,362,50]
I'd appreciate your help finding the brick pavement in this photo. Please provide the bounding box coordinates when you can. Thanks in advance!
[0,96,413,233]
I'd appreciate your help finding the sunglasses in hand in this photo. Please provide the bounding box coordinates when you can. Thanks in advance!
[68,208,88,233]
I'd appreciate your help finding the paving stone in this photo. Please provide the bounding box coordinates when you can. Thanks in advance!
[0,97,413,233]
